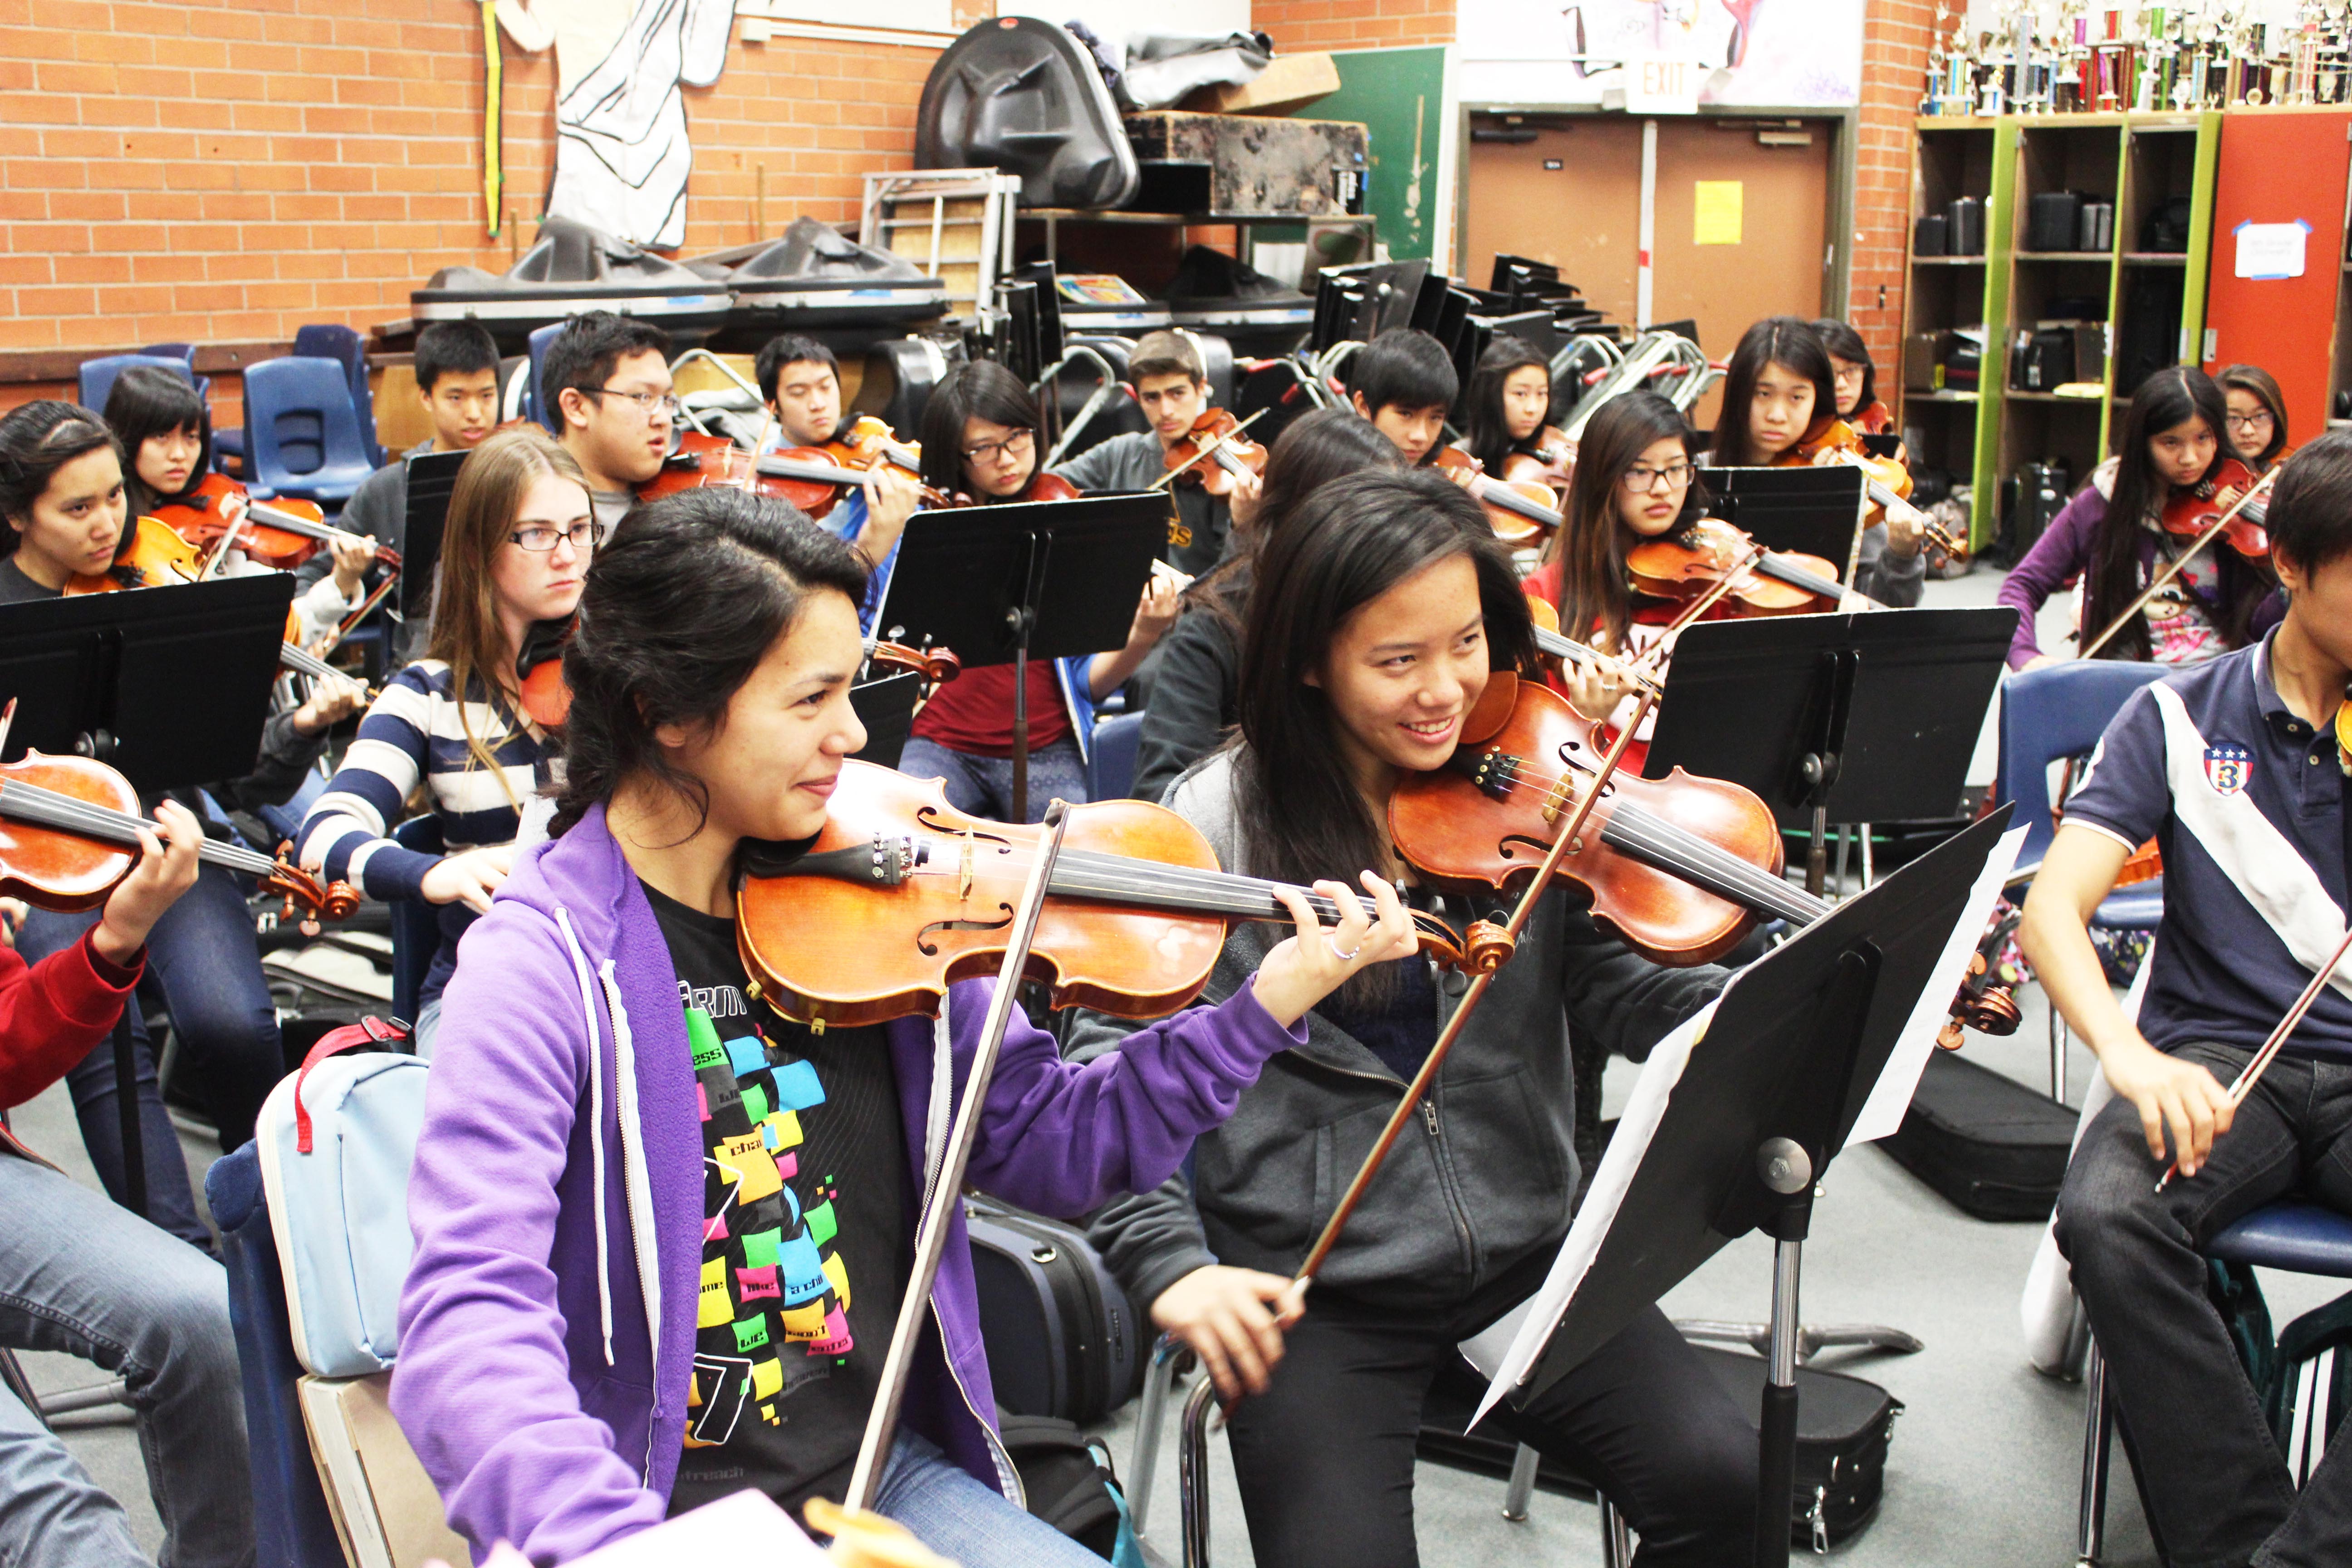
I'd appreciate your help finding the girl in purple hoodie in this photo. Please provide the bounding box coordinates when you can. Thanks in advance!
[391,487,1416,1566]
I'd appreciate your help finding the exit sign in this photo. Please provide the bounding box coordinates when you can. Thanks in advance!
[1625,53,1701,115]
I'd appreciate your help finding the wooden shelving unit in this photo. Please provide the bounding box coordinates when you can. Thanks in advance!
[1898,119,2004,549]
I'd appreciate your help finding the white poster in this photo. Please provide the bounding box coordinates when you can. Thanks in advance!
[1458,0,1862,108]
[2234,220,2312,282]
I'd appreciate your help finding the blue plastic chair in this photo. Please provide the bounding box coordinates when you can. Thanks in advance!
[526,320,566,434]
[77,352,194,415]
[2079,1202,2352,1563]
[389,815,445,1027]
[240,357,377,509]
[1088,710,1147,802]
[1995,660,2172,1100]
[293,324,382,467]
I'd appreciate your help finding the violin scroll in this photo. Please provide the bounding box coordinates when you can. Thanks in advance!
[867,642,960,686]
[260,852,361,935]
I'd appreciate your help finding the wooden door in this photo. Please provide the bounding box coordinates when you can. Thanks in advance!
[1463,120,1646,326]
[2199,109,2351,441]
[1651,119,1834,430]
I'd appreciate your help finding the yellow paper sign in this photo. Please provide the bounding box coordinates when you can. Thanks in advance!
[1695,181,1744,246]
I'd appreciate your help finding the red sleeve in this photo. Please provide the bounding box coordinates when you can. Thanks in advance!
[0,932,142,1112]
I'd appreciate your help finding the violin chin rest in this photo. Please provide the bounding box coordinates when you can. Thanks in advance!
[1460,672,1520,745]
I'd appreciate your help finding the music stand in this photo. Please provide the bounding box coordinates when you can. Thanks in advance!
[1642,608,2012,893]
[1705,466,1867,586]
[397,449,466,659]
[1464,812,2020,1568]
[850,670,922,771]
[872,493,1165,822]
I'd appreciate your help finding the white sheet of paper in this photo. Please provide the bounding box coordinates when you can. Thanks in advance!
[2234,219,2311,281]
[1460,996,1717,1422]
[1845,823,2029,1145]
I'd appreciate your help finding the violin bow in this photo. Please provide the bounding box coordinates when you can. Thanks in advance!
[1286,683,1663,1303]
[2155,918,2352,1192]
[842,801,1077,1518]
[1148,407,1268,491]
[2079,465,2278,662]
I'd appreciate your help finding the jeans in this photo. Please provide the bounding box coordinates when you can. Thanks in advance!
[1223,1284,1755,1568]
[899,736,1088,825]
[411,996,443,1061]
[872,1427,1102,1567]
[2056,1040,2352,1568]
[0,1152,254,1567]
[16,862,284,1250]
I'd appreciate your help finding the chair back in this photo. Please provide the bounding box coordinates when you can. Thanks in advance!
[1088,710,1147,802]
[526,320,565,434]
[1994,661,2171,872]
[243,356,378,506]
[390,816,445,1026]
[77,353,193,415]
[292,323,382,467]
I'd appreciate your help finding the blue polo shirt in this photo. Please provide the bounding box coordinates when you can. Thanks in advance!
[2064,632,2352,1059]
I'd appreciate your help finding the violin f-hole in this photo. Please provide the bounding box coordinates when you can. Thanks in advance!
[916,905,1015,956]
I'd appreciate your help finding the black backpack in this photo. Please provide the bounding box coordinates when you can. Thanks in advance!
[996,1411,1137,1561]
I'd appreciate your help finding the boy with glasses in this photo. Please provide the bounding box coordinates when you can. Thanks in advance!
[544,311,676,534]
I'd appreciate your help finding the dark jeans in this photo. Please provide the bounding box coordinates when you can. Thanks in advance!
[2056,1040,2352,1568]
[899,735,1088,825]
[1224,1273,1756,1568]
[16,863,283,1250]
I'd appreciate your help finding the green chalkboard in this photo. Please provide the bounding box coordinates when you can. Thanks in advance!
[1291,46,1448,262]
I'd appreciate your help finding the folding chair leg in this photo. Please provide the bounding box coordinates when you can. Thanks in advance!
[0,1348,43,1429]
[1127,1333,1192,1534]
[1600,1495,1632,1568]
[1501,1443,1539,1521]
[2050,1004,2070,1105]
[2078,1342,2111,1566]
[1180,1374,1219,1568]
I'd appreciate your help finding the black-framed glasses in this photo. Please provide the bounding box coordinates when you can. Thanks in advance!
[2226,410,2275,432]
[1620,461,1695,494]
[588,387,681,421]
[509,520,597,552]
[962,428,1036,465]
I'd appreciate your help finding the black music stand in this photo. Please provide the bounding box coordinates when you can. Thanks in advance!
[1705,466,1867,586]
[850,670,922,771]
[1642,608,2012,894]
[397,448,466,662]
[1474,812,2013,1568]
[872,493,1164,822]
[0,574,294,1219]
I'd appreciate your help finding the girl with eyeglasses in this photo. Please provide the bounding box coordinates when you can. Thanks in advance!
[297,426,596,1054]
[904,361,1177,823]
[2219,363,2291,476]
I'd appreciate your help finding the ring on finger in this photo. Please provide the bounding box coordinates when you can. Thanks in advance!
[1327,934,1364,963]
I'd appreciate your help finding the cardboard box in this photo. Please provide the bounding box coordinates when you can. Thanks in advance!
[1180,52,1342,116]
[1125,112,1369,218]
[299,1374,471,1568]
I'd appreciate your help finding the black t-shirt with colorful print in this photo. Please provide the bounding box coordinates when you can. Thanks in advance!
[644,881,911,1520]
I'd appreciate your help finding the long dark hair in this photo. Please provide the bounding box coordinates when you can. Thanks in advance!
[917,360,1041,499]
[1545,392,1703,653]
[1192,407,1403,631]
[2089,366,2238,662]
[2218,362,2290,469]
[550,487,868,835]
[1810,318,1877,419]
[1708,317,1835,466]
[0,400,126,563]
[1234,469,1535,1004]
[1459,335,1552,473]
[103,366,210,518]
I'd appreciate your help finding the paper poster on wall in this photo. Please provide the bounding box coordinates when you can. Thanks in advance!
[1457,0,1862,109]
[1694,181,1742,245]
[2234,219,2311,281]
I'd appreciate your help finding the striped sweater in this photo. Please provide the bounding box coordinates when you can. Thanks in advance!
[296,659,546,1002]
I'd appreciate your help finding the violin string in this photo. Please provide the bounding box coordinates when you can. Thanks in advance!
[904,845,1363,925]
[0,781,278,877]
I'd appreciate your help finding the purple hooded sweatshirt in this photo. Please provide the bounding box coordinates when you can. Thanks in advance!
[392,803,1305,1565]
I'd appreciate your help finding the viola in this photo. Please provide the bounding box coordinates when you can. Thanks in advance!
[755,449,953,519]
[515,616,574,730]
[733,761,1498,1029]
[0,748,356,927]
[63,515,206,596]
[1429,448,1562,545]
[637,430,765,504]
[1161,410,1267,497]
[821,415,923,483]
[2161,456,2269,559]
[150,473,376,571]
[1625,518,1851,618]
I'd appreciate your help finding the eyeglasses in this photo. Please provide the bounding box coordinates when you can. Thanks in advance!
[509,520,597,553]
[1620,461,1695,494]
[2226,411,2275,432]
[588,387,681,421]
[962,428,1036,466]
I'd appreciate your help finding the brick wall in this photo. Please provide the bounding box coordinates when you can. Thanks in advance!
[1851,0,1947,382]
[1,0,988,364]
[1253,0,1455,54]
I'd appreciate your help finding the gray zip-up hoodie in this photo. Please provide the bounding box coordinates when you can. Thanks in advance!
[1070,751,1727,1316]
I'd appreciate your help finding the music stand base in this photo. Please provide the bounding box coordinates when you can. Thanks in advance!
[1676,1318,1924,1364]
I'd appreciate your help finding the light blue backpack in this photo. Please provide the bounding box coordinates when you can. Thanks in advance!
[255,1018,428,1379]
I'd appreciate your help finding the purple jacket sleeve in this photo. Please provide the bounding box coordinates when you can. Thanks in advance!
[1996,485,2107,669]
[391,903,665,1565]
[961,980,1305,1219]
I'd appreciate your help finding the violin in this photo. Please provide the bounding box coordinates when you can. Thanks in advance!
[941,470,1080,508]
[515,616,575,730]
[150,473,379,571]
[755,449,952,519]
[1161,410,1268,497]
[1625,518,1852,618]
[733,760,1499,1028]
[1429,448,1563,545]
[864,641,960,686]
[0,749,356,927]
[2161,456,2270,560]
[1504,426,1576,492]
[1781,418,1967,561]
[63,515,206,596]
[821,415,923,483]
[637,430,766,504]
